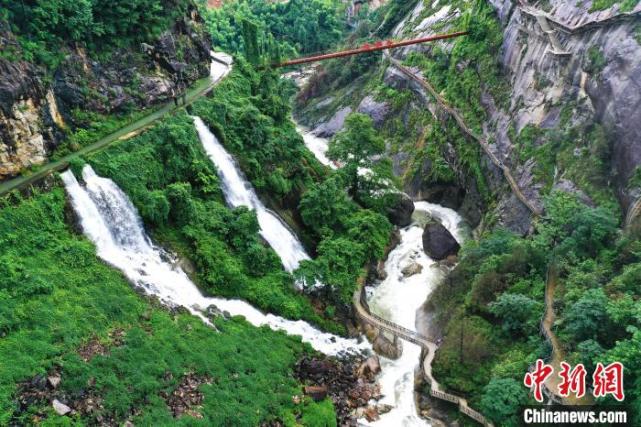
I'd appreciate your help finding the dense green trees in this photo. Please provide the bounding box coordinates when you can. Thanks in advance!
[190,64,393,309]
[1,0,191,65]
[430,188,641,423]
[489,293,542,338]
[200,0,345,62]
[479,378,528,427]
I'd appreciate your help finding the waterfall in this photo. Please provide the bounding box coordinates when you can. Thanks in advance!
[192,116,311,275]
[363,201,466,427]
[61,165,369,355]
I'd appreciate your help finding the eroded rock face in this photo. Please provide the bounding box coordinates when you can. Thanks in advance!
[0,99,46,177]
[357,95,390,128]
[313,106,352,138]
[0,6,211,180]
[422,221,459,261]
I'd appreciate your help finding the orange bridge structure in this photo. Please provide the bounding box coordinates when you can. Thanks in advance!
[265,31,469,68]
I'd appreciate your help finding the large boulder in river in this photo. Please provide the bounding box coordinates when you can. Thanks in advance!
[386,192,415,227]
[422,221,459,261]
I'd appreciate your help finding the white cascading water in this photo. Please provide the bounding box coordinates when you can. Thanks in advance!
[61,165,369,356]
[296,125,337,169]
[363,201,466,426]
[193,117,311,275]
[297,125,469,425]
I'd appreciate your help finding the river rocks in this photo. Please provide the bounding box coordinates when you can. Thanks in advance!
[47,375,61,389]
[422,221,459,261]
[304,385,328,401]
[160,372,212,418]
[386,192,415,227]
[357,355,381,380]
[401,262,423,277]
[52,399,71,416]
[295,354,382,425]
[373,333,402,359]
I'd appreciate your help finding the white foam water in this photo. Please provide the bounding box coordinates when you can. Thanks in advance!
[61,165,369,356]
[363,202,466,426]
[192,117,311,275]
[296,125,337,169]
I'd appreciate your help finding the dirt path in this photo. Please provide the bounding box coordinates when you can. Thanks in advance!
[542,265,593,405]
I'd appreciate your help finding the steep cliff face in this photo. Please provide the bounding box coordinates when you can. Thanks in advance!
[297,0,641,233]
[490,0,641,212]
[0,7,211,180]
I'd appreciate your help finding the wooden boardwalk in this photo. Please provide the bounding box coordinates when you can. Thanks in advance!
[353,287,494,426]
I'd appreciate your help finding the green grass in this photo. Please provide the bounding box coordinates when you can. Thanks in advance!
[0,187,325,425]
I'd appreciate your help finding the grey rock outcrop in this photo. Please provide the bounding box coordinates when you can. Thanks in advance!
[423,221,460,261]
[52,399,71,416]
[386,192,415,227]
[313,106,352,138]
[357,95,390,127]
[0,6,211,180]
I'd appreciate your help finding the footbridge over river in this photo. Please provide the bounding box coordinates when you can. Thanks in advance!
[353,287,494,427]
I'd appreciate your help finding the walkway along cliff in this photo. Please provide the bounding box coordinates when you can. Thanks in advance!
[353,284,494,426]
[383,51,542,218]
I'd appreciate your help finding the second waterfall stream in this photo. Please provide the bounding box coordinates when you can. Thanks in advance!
[61,56,467,421]
[61,165,368,355]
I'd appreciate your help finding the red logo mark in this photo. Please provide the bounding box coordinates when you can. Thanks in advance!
[593,362,625,401]
[558,362,587,398]
[524,359,554,402]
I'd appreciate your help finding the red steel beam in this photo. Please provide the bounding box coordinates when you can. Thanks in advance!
[268,31,469,68]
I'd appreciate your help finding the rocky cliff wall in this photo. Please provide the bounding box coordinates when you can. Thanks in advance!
[0,7,211,180]
[297,0,641,233]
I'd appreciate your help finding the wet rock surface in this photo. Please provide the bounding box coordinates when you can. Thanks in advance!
[401,261,423,277]
[422,221,460,261]
[386,192,415,227]
[295,354,383,426]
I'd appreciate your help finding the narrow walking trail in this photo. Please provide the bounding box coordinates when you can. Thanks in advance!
[0,52,232,197]
[541,265,593,405]
[354,285,494,426]
[384,51,542,217]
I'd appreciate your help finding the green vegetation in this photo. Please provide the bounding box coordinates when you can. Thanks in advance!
[51,108,154,160]
[584,46,607,75]
[429,190,641,425]
[191,64,393,308]
[86,110,340,332]
[590,0,640,12]
[295,114,394,306]
[200,0,345,60]
[0,187,332,426]
[0,0,192,67]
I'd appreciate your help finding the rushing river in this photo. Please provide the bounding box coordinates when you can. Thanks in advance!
[364,202,465,426]
[298,124,467,426]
